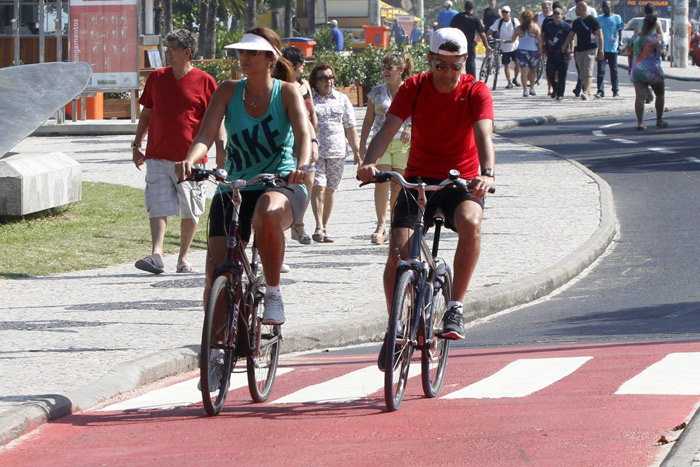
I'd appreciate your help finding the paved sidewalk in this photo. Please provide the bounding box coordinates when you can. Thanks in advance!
[1,71,698,457]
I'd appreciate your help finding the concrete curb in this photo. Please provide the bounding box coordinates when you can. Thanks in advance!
[661,405,700,467]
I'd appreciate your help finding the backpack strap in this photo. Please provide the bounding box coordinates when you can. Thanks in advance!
[411,73,427,116]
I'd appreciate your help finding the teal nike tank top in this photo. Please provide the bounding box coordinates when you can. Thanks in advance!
[221,78,296,192]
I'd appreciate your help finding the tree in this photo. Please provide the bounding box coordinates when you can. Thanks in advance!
[163,0,173,34]
[285,0,293,37]
[247,0,257,29]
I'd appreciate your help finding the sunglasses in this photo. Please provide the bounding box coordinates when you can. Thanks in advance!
[317,75,336,82]
[236,49,260,58]
[432,58,466,71]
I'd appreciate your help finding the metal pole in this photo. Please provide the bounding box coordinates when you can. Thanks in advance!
[369,0,381,26]
[416,0,424,26]
[12,0,19,66]
[144,0,154,35]
[39,0,45,63]
[56,0,62,62]
[671,0,689,67]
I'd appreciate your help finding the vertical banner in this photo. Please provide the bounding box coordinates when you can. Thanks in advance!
[70,0,139,90]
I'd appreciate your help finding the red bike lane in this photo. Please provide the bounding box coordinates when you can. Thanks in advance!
[2,341,699,466]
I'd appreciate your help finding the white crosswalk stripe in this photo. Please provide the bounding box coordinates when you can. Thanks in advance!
[615,352,700,395]
[98,369,294,411]
[442,356,592,399]
[271,364,420,404]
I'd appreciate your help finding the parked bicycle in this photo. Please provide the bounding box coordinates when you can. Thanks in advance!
[479,39,504,91]
[361,170,495,411]
[188,167,282,416]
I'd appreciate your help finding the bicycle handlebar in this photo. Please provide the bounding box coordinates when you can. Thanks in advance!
[360,169,495,194]
[188,167,287,189]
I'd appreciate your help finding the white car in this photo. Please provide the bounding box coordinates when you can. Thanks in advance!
[620,17,671,59]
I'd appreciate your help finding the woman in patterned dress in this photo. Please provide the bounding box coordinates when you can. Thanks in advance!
[626,14,668,130]
[358,53,413,244]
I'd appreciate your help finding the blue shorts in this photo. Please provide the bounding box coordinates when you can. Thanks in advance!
[515,50,540,68]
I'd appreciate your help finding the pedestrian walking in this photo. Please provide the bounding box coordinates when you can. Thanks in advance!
[411,21,423,45]
[329,19,344,51]
[437,1,460,28]
[561,1,603,100]
[536,1,553,27]
[508,10,543,97]
[481,0,501,31]
[542,5,572,100]
[489,6,521,89]
[451,0,491,77]
[132,29,221,275]
[595,0,624,98]
[359,53,413,244]
[310,63,362,243]
[625,15,668,130]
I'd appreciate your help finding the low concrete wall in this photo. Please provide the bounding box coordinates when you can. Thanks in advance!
[0,152,81,216]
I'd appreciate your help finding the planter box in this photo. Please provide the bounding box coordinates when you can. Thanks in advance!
[337,85,364,107]
[103,98,140,119]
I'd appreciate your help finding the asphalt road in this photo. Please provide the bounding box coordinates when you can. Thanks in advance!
[461,110,700,348]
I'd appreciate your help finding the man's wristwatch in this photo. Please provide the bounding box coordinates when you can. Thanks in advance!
[131,141,141,149]
[481,168,495,178]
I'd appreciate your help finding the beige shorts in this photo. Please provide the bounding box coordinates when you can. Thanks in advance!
[144,158,205,222]
[575,49,597,79]
[376,139,409,170]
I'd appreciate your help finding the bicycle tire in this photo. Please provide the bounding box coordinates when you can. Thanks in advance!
[535,57,545,85]
[421,266,452,398]
[384,269,416,412]
[247,278,281,402]
[200,274,237,416]
[491,56,500,91]
[478,55,491,82]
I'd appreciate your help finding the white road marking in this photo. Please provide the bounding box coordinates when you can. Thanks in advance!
[611,138,637,144]
[271,364,420,404]
[600,122,623,128]
[441,356,592,399]
[649,147,677,154]
[616,353,700,395]
[682,111,700,115]
[98,368,294,411]
[592,130,606,137]
[686,157,700,164]
[666,304,700,318]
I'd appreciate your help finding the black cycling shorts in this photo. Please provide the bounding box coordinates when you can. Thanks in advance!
[208,185,306,242]
[390,177,484,232]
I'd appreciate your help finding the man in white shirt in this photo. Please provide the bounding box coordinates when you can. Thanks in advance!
[488,5,521,88]
[537,1,553,27]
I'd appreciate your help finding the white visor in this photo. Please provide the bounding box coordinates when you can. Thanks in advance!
[224,33,279,57]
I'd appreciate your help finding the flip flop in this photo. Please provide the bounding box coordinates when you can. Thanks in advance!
[135,255,165,274]
[176,263,198,274]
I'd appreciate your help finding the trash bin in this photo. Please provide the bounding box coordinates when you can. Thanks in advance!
[363,25,390,49]
[65,93,104,120]
[282,37,316,57]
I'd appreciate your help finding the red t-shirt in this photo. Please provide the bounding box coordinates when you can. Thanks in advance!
[388,73,494,180]
[138,66,217,162]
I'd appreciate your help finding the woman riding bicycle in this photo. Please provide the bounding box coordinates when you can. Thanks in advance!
[176,27,311,326]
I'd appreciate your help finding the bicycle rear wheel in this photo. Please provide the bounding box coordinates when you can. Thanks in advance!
[247,280,281,403]
[536,57,545,85]
[200,274,237,416]
[385,269,416,412]
[421,266,452,398]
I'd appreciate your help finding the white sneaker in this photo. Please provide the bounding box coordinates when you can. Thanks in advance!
[262,292,285,325]
[280,263,291,273]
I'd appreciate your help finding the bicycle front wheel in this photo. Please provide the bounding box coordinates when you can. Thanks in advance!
[478,55,491,82]
[421,266,452,398]
[247,277,281,402]
[385,269,416,412]
[200,274,237,416]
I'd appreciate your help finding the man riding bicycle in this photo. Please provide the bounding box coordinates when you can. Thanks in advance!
[357,27,496,347]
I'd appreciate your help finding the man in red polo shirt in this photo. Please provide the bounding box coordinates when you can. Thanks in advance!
[358,28,496,360]
[132,29,221,274]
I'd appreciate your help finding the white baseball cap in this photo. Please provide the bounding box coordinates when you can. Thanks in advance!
[429,27,468,56]
[445,1,453,7]
[501,5,511,12]
[224,33,280,57]
[329,19,338,27]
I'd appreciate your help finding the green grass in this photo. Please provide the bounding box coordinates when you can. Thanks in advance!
[0,182,211,279]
